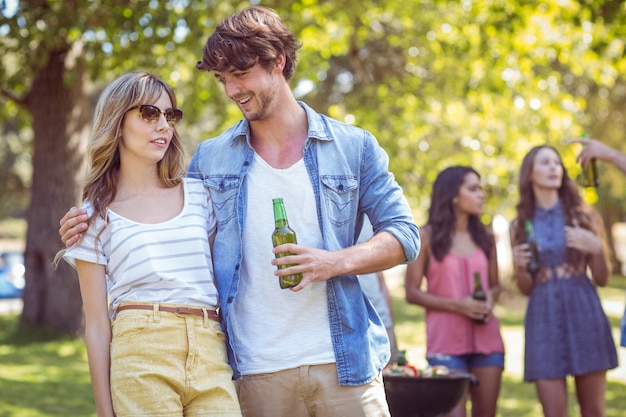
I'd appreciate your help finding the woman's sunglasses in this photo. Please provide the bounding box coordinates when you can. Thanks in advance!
[128,104,183,127]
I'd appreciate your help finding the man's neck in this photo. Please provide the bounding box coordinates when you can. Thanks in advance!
[249,97,308,168]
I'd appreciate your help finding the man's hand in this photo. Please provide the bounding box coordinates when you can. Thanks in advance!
[59,207,89,247]
[271,244,340,292]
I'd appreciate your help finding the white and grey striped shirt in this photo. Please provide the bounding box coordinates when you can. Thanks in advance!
[64,178,218,316]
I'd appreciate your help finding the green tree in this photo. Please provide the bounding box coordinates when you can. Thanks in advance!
[2,0,626,337]
[0,0,248,335]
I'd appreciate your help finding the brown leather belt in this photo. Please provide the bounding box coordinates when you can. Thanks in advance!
[116,304,220,323]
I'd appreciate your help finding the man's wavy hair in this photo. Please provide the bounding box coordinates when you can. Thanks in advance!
[196,6,302,81]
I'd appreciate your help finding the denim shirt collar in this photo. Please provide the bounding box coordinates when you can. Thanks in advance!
[226,101,334,146]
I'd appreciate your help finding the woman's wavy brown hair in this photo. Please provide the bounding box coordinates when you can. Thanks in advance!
[511,145,608,267]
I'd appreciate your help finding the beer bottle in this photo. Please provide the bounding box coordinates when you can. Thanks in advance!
[581,132,599,188]
[524,220,540,275]
[396,350,408,366]
[271,198,303,289]
[471,272,487,324]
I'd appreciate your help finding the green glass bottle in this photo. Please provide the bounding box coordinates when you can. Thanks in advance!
[524,220,540,275]
[581,132,599,188]
[271,198,303,289]
[471,272,487,324]
[396,350,408,366]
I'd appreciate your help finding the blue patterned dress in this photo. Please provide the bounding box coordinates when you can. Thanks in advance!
[523,201,618,381]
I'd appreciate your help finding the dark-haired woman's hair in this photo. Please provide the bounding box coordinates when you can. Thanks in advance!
[428,166,494,261]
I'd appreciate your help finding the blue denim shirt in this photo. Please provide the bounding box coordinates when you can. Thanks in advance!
[188,101,420,385]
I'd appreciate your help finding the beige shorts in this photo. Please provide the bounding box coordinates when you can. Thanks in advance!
[236,363,389,417]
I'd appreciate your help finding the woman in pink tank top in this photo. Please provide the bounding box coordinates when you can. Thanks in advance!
[405,166,504,417]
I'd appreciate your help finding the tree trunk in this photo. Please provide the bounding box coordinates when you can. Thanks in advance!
[19,47,90,336]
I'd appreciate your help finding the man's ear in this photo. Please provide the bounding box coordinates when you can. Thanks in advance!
[275,53,286,72]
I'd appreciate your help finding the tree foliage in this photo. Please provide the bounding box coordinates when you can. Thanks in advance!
[1,0,626,335]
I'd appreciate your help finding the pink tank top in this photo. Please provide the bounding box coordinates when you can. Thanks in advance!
[425,249,505,356]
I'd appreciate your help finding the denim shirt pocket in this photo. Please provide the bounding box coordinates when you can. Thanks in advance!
[320,175,358,227]
[203,176,240,227]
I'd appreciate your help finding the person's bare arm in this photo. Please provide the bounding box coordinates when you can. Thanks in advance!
[487,244,501,303]
[571,137,626,174]
[75,260,115,417]
[510,220,534,296]
[59,207,89,247]
[565,219,609,287]
[404,228,489,321]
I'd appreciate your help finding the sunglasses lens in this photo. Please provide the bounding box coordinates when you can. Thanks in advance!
[140,105,161,123]
[135,105,182,126]
[164,109,183,126]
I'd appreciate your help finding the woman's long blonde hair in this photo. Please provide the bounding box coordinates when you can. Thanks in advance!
[53,72,185,267]
[84,71,185,225]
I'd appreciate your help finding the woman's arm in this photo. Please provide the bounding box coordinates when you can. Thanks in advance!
[565,213,610,287]
[75,260,115,417]
[487,243,501,303]
[509,220,534,296]
[404,228,489,320]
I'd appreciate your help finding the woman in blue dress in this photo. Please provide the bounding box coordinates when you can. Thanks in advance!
[510,145,617,417]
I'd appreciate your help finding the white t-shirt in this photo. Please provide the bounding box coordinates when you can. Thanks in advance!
[64,178,219,316]
[232,154,334,375]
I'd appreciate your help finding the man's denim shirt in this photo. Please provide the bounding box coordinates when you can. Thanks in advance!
[188,101,420,385]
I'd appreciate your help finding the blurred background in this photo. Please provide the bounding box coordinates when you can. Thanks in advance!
[1,0,626,338]
[2,1,626,415]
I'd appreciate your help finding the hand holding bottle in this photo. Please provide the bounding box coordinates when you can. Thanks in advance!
[458,296,491,323]
[512,242,539,273]
[571,137,619,167]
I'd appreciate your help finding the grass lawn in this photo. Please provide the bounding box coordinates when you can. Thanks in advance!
[0,272,625,416]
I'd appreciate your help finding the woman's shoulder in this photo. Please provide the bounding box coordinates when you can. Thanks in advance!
[183,177,209,196]
[183,177,204,187]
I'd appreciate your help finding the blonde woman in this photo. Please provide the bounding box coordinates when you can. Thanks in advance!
[60,72,240,417]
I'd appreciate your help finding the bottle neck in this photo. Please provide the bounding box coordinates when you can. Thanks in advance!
[473,274,481,289]
[275,218,288,227]
[524,221,535,241]
[273,200,289,227]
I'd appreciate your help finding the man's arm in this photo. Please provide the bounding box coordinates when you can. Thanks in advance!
[272,230,407,292]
